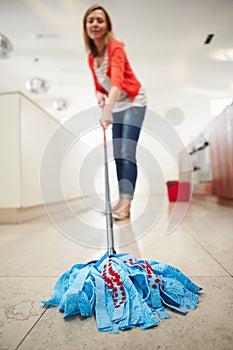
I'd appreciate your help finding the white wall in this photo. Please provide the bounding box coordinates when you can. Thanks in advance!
[139,130,179,188]
[20,95,61,206]
[0,92,92,210]
[147,88,213,146]
[0,94,21,208]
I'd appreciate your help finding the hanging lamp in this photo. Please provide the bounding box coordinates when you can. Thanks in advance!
[25,77,49,94]
[0,33,14,59]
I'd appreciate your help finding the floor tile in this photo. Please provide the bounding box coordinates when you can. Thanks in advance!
[0,277,56,350]
[15,276,233,350]
[0,196,232,350]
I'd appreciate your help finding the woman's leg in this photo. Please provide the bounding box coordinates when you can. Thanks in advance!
[112,106,146,218]
[111,113,123,212]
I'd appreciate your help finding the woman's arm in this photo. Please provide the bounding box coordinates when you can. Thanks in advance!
[99,43,126,127]
[99,86,121,127]
[96,91,106,108]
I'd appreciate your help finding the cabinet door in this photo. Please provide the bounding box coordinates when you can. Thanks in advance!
[210,104,233,199]
[226,105,233,197]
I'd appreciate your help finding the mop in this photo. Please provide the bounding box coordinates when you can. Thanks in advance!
[42,127,202,333]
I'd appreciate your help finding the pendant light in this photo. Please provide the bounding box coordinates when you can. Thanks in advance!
[25,77,49,94]
[0,33,14,59]
[52,98,67,111]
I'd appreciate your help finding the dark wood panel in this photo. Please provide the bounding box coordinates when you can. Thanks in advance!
[210,103,233,199]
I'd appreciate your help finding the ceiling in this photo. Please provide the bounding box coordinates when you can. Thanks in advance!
[0,0,233,144]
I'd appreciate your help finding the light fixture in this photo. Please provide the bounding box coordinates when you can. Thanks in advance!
[0,33,14,59]
[25,77,49,94]
[224,49,233,62]
[212,48,233,62]
[52,99,67,111]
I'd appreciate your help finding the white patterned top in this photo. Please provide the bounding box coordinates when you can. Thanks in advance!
[94,50,147,112]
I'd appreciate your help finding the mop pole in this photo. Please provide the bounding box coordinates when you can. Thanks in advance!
[103,126,116,255]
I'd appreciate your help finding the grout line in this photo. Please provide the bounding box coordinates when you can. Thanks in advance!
[14,307,49,350]
[0,275,60,278]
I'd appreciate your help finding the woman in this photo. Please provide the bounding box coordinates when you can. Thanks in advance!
[83,5,147,220]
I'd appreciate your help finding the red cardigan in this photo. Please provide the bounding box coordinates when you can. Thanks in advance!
[88,40,141,99]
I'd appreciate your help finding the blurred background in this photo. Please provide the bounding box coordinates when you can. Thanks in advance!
[0,0,233,222]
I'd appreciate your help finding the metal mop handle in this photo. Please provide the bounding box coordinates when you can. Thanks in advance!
[103,126,116,255]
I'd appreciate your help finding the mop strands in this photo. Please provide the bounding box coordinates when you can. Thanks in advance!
[42,253,202,333]
[42,127,202,333]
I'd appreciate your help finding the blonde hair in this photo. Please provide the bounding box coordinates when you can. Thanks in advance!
[83,4,115,57]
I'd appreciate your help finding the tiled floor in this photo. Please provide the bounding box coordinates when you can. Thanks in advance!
[0,196,232,350]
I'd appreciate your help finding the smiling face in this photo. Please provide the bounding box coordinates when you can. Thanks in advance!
[85,9,108,43]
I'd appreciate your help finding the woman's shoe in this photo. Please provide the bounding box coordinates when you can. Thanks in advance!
[112,211,130,220]
[100,200,122,214]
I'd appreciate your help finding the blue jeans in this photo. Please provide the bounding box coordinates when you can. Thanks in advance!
[112,106,146,199]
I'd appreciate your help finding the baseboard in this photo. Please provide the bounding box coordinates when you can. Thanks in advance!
[0,199,79,224]
[192,194,218,204]
[218,197,233,208]
[192,194,233,208]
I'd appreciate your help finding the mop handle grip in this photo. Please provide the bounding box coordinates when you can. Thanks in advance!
[103,126,107,146]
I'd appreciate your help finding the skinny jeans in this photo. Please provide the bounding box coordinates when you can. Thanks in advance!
[112,106,146,199]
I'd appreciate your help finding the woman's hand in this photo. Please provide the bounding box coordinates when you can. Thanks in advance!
[97,86,120,127]
[99,104,113,128]
[96,91,106,109]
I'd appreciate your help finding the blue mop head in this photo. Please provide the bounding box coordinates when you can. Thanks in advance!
[42,253,202,333]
